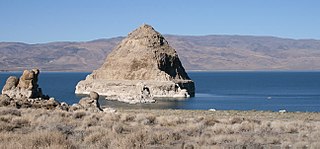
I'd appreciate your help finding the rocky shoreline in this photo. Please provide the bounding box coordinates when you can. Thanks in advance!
[0,69,110,113]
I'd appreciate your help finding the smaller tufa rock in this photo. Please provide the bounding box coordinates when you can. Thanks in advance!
[2,76,19,91]
[78,91,103,112]
[89,91,99,100]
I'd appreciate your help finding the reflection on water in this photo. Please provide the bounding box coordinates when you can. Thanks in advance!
[99,97,192,109]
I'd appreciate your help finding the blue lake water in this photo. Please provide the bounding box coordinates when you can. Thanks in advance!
[1,71,320,112]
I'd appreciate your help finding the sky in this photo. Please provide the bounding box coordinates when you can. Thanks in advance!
[0,0,320,43]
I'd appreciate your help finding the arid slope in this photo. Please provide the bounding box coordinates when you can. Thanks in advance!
[1,35,320,71]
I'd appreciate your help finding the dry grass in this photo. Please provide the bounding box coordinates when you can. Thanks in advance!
[0,107,320,148]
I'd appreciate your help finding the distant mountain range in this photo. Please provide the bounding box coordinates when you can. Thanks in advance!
[1,35,320,71]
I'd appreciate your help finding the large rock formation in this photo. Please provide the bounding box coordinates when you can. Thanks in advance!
[76,24,195,104]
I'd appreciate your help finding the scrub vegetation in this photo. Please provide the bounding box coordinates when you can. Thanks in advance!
[0,107,319,148]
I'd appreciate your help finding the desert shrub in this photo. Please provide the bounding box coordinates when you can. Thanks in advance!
[233,121,255,132]
[10,131,76,149]
[0,116,29,132]
[58,111,72,118]
[285,124,299,133]
[292,141,309,149]
[135,114,157,125]
[111,130,149,148]
[229,117,244,124]
[256,121,272,133]
[84,130,111,147]
[83,115,100,127]
[310,142,320,149]
[112,123,124,134]
[0,108,21,116]
[192,116,204,123]
[53,124,74,136]
[182,142,197,149]
[210,123,235,135]
[266,136,281,145]
[281,141,293,149]
[11,117,30,128]
[145,115,156,125]
[103,113,120,122]
[120,113,136,122]
[73,111,87,119]
[203,116,219,126]
[0,116,12,123]
[149,131,169,145]
[33,110,50,119]
[181,123,205,137]
[67,130,85,144]
[247,118,261,125]
[156,116,186,126]
[0,121,15,132]
[310,130,320,142]
[212,134,237,144]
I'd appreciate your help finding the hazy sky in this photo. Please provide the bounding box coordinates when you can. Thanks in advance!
[1,0,319,43]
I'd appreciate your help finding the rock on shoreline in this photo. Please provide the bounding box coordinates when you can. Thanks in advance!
[76,24,195,104]
[0,69,105,112]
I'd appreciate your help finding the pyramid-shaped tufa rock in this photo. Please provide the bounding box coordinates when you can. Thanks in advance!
[75,24,195,104]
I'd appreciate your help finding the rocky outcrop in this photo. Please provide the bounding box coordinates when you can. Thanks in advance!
[76,24,195,104]
[2,69,45,99]
[0,69,60,109]
[0,69,103,112]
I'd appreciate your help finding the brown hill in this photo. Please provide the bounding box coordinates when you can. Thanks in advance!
[1,35,320,71]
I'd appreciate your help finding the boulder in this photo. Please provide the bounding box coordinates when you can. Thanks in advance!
[89,91,99,100]
[76,24,195,104]
[78,91,103,112]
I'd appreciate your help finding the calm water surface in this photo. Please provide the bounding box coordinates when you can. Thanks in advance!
[1,71,320,112]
